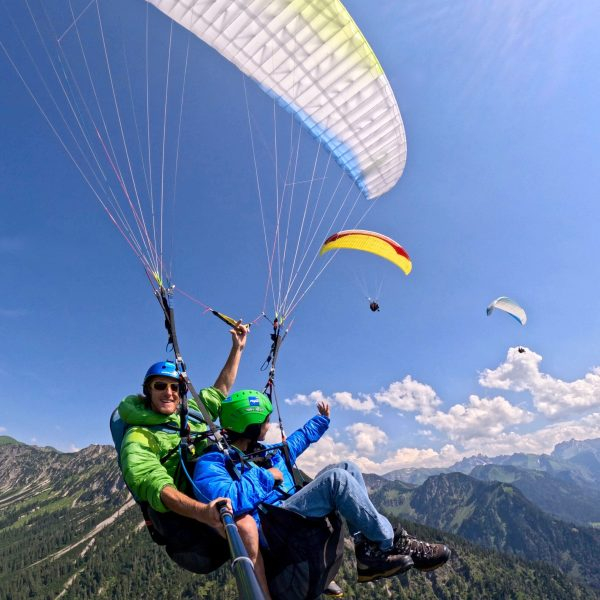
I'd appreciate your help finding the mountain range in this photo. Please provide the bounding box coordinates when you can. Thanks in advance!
[2,435,599,599]
[384,437,600,489]
[383,438,600,527]
[371,471,600,590]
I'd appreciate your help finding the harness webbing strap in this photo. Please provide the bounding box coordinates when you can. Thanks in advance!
[261,319,305,492]
[160,429,214,465]
[155,286,224,448]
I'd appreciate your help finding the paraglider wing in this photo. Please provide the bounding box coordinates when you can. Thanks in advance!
[3,0,407,323]
[320,229,412,274]
[486,296,527,325]
[145,0,407,200]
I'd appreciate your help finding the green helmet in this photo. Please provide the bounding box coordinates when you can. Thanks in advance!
[220,390,273,433]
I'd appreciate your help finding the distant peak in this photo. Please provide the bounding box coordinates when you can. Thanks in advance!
[0,435,22,446]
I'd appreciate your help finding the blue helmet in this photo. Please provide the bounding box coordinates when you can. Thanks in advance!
[143,361,180,384]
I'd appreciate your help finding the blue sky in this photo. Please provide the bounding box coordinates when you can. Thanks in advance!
[2,0,600,475]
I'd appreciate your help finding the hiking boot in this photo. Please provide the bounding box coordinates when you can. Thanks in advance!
[393,528,451,571]
[355,539,414,583]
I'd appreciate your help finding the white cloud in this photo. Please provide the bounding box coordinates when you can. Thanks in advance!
[281,347,600,473]
[417,394,534,441]
[0,426,6,433]
[460,412,600,458]
[285,390,326,407]
[352,444,462,475]
[295,435,352,476]
[285,390,376,413]
[480,347,600,418]
[285,378,441,416]
[333,392,377,413]
[374,376,442,416]
[295,434,463,476]
[345,423,388,455]
[354,412,600,474]
[479,347,548,392]
[288,411,600,476]
[263,422,284,444]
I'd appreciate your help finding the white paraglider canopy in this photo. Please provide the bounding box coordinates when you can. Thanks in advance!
[486,296,527,326]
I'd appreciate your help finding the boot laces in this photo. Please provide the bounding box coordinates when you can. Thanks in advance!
[395,530,434,558]
[360,542,387,559]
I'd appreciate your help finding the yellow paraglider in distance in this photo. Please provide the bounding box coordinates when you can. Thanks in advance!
[320,230,412,275]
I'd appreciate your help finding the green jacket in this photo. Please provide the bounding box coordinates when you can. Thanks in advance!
[118,387,224,512]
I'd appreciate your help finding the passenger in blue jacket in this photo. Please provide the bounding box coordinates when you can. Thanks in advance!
[193,389,450,583]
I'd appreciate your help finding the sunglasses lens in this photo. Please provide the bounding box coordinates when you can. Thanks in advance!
[152,381,179,391]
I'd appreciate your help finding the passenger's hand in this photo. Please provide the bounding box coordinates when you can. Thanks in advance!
[268,467,284,483]
[199,497,232,529]
[230,319,249,351]
[317,400,330,418]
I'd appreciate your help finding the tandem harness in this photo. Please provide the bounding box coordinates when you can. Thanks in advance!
[109,405,212,545]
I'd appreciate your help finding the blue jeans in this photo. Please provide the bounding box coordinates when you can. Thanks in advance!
[281,461,394,550]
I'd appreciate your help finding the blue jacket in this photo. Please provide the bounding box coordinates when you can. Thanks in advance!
[192,415,329,525]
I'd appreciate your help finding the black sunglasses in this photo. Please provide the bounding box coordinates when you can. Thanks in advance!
[151,381,179,392]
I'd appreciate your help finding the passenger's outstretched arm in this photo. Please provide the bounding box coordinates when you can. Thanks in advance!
[285,403,331,462]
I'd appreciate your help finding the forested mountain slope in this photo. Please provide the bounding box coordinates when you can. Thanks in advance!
[1,439,596,599]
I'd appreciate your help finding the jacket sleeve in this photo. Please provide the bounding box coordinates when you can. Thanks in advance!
[197,386,224,420]
[193,452,276,516]
[120,427,174,512]
[285,415,330,463]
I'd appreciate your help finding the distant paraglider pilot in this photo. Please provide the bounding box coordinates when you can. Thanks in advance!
[193,391,451,584]
[369,300,380,312]
[116,324,272,599]
[518,347,526,353]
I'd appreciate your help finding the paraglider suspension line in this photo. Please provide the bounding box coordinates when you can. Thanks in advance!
[155,285,224,449]
[262,319,286,437]
[261,319,305,491]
